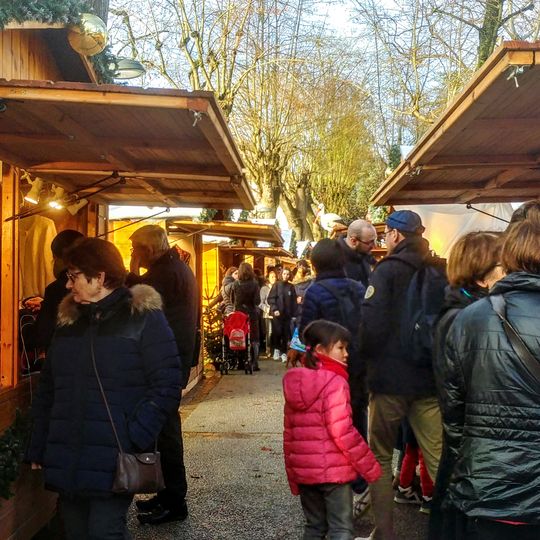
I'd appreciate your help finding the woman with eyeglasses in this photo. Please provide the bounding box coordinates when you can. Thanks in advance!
[433,222,540,540]
[26,238,181,540]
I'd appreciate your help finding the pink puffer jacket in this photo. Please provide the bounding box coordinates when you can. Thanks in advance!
[283,367,381,495]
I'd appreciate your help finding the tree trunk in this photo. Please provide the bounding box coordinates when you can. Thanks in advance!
[477,0,503,67]
[88,1,110,23]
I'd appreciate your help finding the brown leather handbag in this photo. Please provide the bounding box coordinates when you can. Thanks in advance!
[91,336,165,494]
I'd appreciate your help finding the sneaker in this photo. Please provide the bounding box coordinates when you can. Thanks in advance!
[281,353,287,363]
[273,349,280,361]
[353,487,370,517]
[420,496,432,514]
[394,485,422,505]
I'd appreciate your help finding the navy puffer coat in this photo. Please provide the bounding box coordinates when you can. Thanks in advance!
[441,272,540,523]
[26,284,181,496]
[299,270,365,375]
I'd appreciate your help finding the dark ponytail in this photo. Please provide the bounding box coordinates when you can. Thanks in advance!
[302,320,351,369]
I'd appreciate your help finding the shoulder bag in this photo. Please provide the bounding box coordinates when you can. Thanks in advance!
[90,335,165,494]
[489,294,540,382]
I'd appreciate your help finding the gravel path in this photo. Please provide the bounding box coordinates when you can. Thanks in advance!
[128,358,429,540]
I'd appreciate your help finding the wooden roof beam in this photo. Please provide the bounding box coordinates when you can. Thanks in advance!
[27,166,232,183]
[131,178,178,207]
[455,168,529,203]
[0,132,209,151]
[421,154,540,170]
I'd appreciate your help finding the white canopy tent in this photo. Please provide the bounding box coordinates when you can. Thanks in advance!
[395,203,514,259]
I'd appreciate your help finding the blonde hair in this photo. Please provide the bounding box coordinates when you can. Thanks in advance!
[447,232,502,288]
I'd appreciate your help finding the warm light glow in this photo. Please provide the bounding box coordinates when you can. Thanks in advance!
[49,186,66,209]
[24,178,43,205]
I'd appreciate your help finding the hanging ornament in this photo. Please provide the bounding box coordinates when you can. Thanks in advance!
[68,13,108,57]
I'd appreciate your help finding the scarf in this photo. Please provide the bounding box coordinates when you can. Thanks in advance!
[315,352,349,381]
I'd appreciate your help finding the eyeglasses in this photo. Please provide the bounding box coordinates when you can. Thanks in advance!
[357,238,377,246]
[384,229,395,236]
[66,270,83,282]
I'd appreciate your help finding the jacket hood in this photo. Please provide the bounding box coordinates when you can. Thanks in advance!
[57,284,162,326]
[283,368,337,411]
[222,275,235,286]
[440,285,485,315]
[490,271,540,295]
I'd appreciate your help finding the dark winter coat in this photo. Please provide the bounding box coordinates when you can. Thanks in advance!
[231,279,260,317]
[360,235,434,395]
[441,272,540,523]
[337,235,375,288]
[299,270,365,375]
[22,270,70,351]
[429,285,485,539]
[268,280,297,319]
[26,285,181,496]
[292,276,312,321]
[127,248,198,388]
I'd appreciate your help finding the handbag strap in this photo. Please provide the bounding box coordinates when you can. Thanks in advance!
[489,294,540,382]
[90,331,125,453]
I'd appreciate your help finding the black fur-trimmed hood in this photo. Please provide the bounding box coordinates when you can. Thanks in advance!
[57,284,162,327]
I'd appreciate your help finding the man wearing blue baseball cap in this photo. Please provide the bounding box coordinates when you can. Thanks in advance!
[358,210,442,540]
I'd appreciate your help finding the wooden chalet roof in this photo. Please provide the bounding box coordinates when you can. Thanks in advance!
[166,219,284,245]
[0,80,254,209]
[372,41,540,206]
[218,245,293,258]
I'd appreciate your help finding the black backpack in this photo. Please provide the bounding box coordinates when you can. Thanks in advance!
[401,256,448,368]
[317,279,362,338]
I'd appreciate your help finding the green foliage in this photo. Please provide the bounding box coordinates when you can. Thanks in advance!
[0,409,31,500]
[0,0,91,29]
[91,45,118,84]
[237,210,249,222]
[388,144,402,171]
[368,205,389,224]
[202,305,223,366]
[199,209,218,222]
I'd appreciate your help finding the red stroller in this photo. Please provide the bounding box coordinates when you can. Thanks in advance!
[221,311,253,375]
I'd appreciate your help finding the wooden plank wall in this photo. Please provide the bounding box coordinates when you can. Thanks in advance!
[0,30,62,80]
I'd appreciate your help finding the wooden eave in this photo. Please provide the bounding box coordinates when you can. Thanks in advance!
[371,41,540,206]
[3,22,97,83]
[166,219,284,245]
[218,245,293,258]
[0,80,254,209]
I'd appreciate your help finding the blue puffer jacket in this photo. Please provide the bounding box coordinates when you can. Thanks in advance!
[299,270,365,375]
[26,285,181,496]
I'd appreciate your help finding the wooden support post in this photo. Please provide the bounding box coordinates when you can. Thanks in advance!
[0,162,19,389]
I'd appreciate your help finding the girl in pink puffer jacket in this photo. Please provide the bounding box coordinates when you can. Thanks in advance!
[283,320,381,539]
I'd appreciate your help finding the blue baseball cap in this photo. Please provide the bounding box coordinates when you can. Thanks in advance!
[386,210,425,234]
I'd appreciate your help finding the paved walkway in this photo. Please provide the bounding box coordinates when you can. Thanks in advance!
[127,358,429,540]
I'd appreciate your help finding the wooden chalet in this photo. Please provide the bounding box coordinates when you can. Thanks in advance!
[372,41,540,207]
[0,21,253,539]
[166,219,292,303]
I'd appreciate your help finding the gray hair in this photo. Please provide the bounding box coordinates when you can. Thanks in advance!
[129,225,169,257]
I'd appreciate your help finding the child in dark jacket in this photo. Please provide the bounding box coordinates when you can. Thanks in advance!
[283,320,381,540]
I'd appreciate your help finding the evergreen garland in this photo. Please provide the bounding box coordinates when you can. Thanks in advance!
[0,409,31,500]
[0,0,91,29]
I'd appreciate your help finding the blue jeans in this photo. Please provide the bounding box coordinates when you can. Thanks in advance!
[60,494,133,540]
[299,483,354,540]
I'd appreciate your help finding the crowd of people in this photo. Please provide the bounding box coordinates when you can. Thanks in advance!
[22,200,540,540]
[282,204,540,540]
